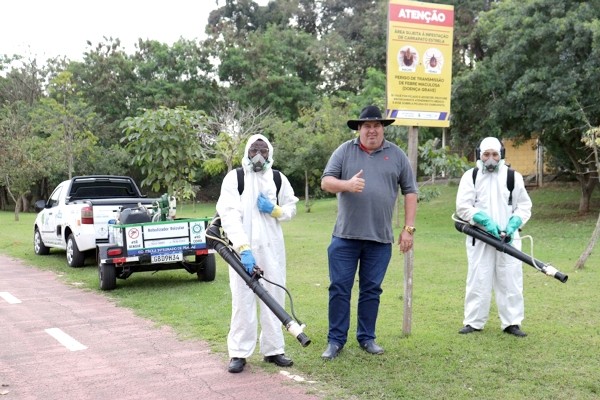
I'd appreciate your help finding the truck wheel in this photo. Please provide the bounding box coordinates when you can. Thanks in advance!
[34,228,50,255]
[66,234,85,268]
[98,263,117,290]
[197,254,217,282]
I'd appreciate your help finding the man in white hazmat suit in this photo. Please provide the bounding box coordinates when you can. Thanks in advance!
[455,137,532,337]
[216,134,299,373]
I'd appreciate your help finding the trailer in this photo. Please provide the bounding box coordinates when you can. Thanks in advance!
[97,215,216,290]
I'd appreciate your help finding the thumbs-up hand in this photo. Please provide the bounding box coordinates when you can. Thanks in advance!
[347,169,365,193]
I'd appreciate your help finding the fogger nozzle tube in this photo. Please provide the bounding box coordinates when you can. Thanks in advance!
[206,215,312,347]
[286,321,311,347]
[454,220,568,283]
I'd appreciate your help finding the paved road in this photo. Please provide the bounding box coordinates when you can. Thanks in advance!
[0,255,322,400]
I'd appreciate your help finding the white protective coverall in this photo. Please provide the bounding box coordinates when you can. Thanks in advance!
[216,134,298,359]
[455,149,532,330]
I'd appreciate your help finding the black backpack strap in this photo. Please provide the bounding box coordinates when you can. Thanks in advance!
[236,167,282,205]
[236,167,244,195]
[507,168,515,205]
[472,167,479,203]
[272,169,282,205]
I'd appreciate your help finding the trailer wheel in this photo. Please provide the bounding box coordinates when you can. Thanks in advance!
[34,228,50,255]
[66,234,85,268]
[197,254,216,282]
[99,262,117,290]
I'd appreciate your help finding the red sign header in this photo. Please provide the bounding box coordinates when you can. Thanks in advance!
[389,4,454,28]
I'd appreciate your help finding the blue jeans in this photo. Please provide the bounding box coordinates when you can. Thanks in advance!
[327,236,392,346]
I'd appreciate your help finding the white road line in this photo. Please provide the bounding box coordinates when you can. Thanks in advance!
[0,291,21,304]
[44,328,88,351]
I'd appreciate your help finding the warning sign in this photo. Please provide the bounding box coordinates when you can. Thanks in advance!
[387,0,455,127]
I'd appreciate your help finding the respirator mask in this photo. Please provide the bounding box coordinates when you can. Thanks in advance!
[483,158,499,172]
[250,153,267,172]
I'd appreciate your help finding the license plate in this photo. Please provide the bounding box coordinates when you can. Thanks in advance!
[151,253,183,263]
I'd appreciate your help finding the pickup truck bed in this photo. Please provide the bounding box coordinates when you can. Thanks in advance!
[33,176,155,267]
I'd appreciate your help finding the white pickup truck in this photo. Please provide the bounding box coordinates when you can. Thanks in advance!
[33,175,156,267]
[34,175,217,290]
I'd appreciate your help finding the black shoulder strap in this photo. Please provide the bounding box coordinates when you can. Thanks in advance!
[236,167,244,195]
[272,170,282,201]
[236,167,282,205]
[507,168,515,205]
[472,167,478,186]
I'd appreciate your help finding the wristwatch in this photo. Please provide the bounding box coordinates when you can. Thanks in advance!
[403,225,416,235]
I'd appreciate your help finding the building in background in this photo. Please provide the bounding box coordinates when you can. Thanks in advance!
[503,138,547,187]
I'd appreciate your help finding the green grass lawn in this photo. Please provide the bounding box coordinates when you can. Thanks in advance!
[2,182,600,399]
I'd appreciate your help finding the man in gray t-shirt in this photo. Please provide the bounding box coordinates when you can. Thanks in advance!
[320,105,418,360]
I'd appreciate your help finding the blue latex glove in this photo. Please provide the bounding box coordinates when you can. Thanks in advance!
[240,249,256,275]
[257,193,275,214]
[504,215,522,237]
[473,211,501,239]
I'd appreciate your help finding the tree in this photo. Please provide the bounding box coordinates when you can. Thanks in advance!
[69,38,137,145]
[131,38,220,112]
[120,107,207,200]
[0,55,46,106]
[316,0,388,94]
[201,102,272,175]
[217,24,321,121]
[0,56,49,216]
[272,97,353,210]
[451,0,600,212]
[575,117,600,270]
[30,71,99,179]
[419,138,470,183]
[0,102,47,219]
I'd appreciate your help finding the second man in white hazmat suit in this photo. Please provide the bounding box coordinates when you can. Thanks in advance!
[216,134,299,373]
[455,137,532,337]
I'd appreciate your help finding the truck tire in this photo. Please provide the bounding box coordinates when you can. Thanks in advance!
[66,234,85,268]
[98,262,117,290]
[34,228,50,255]
[197,254,216,282]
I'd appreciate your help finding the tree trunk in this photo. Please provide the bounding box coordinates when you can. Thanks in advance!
[0,187,6,211]
[575,212,600,269]
[565,146,598,213]
[578,178,596,214]
[13,197,21,221]
[21,194,30,213]
[573,125,600,268]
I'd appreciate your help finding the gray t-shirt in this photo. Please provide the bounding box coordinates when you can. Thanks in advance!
[322,138,417,243]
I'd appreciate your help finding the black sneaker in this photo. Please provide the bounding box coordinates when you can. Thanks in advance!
[360,340,384,355]
[503,325,527,337]
[321,343,342,360]
[228,357,246,373]
[458,325,482,334]
[264,354,293,367]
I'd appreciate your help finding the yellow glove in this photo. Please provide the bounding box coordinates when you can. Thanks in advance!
[270,205,282,218]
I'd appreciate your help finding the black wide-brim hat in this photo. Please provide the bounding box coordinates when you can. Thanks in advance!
[347,105,395,130]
